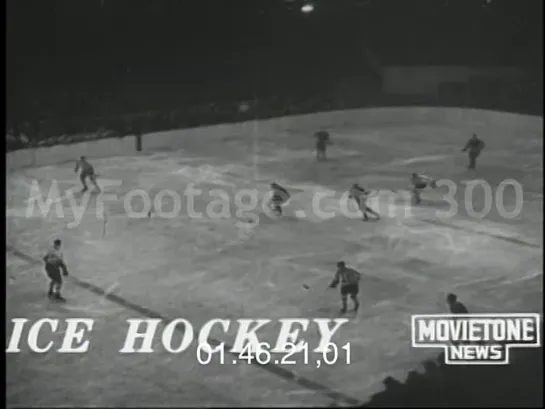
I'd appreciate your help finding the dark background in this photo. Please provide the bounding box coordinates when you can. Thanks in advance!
[7,0,543,125]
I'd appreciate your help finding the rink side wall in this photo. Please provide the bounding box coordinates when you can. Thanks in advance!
[382,66,523,97]
[6,107,542,171]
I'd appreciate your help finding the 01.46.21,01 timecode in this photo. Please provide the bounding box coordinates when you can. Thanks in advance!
[196,341,352,368]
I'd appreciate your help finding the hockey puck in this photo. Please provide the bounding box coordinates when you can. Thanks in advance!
[303,284,310,290]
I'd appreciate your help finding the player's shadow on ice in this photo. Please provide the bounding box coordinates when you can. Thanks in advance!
[316,306,337,314]
[258,214,303,225]
[411,200,453,210]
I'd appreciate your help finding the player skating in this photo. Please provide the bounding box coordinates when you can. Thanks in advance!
[461,133,485,170]
[75,156,101,193]
[329,261,361,313]
[43,239,69,301]
[349,183,380,221]
[269,182,290,216]
[314,130,331,161]
[410,173,437,205]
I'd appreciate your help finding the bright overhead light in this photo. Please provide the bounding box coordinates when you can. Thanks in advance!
[301,3,314,13]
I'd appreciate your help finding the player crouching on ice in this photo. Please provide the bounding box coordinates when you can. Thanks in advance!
[329,261,361,313]
[43,239,69,301]
[349,183,380,221]
[75,156,101,193]
[269,182,290,216]
[410,173,437,205]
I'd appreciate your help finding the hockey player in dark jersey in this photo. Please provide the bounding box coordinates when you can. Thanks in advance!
[75,156,101,193]
[329,261,361,313]
[349,183,380,221]
[446,293,469,314]
[269,182,291,216]
[314,130,331,161]
[43,239,69,301]
[446,293,470,345]
[410,173,437,205]
[461,133,485,170]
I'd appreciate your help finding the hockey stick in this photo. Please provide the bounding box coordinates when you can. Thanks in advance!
[101,211,108,239]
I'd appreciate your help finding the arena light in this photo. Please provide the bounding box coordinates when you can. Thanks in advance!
[301,3,315,14]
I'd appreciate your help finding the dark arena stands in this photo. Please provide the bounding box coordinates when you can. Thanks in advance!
[6,1,543,407]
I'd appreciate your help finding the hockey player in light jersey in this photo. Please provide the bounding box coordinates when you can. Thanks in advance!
[410,172,437,204]
[349,183,380,221]
[329,261,361,313]
[43,239,69,301]
[269,182,291,216]
[75,156,101,193]
[461,133,485,170]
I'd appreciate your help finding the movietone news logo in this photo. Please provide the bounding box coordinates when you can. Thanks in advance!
[411,314,541,365]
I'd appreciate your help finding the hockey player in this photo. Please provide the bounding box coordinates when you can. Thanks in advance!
[314,130,331,161]
[349,183,380,221]
[329,261,361,313]
[446,293,470,345]
[43,239,69,301]
[269,182,290,216]
[446,293,469,314]
[75,156,101,193]
[410,173,437,205]
[461,133,485,170]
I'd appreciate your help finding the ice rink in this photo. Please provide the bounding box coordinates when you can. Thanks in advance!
[6,111,543,407]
